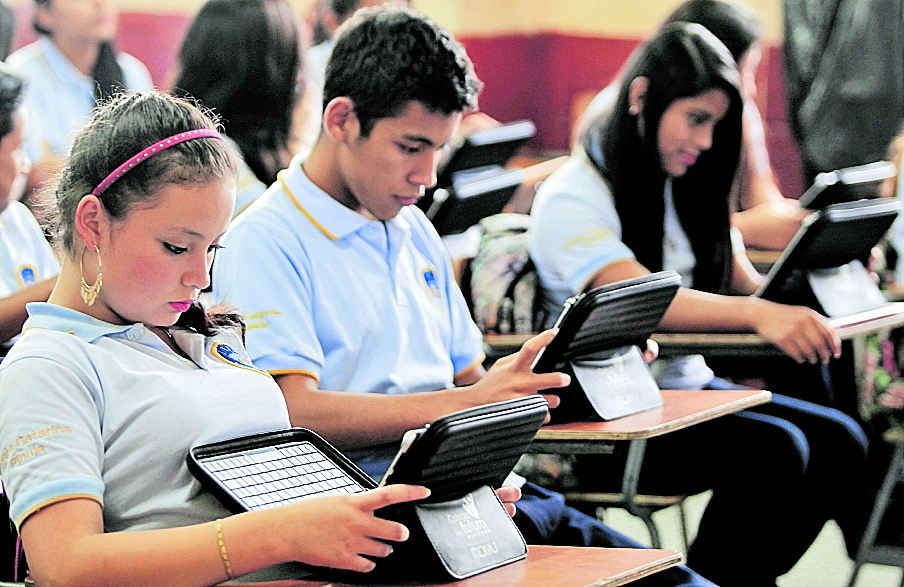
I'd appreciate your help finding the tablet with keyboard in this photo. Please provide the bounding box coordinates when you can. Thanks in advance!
[187,395,549,511]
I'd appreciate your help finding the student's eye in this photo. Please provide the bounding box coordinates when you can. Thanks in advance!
[163,242,188,255]
[688,113,708,126]
[208,243,224,254]
[398,143,422,154]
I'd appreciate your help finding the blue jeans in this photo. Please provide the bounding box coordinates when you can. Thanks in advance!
[561,389,868,587]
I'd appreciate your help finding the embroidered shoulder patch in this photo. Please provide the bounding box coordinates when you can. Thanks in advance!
[422,267,441,298]
[211,342,272,377]
[17,266,36,287]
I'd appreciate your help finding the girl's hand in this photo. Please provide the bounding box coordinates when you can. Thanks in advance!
[751,299,841,364]
[275,484,430,572]
[495,484,522,517]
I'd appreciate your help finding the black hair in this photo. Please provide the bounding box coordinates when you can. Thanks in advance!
[323,4,481,137]
[32,0,126,104]
[329,0,361,22]
[582,23,744,294]
[45,91,242,336]
[0,62,24,140]
[662,0,762,64]
[173,0,302,186]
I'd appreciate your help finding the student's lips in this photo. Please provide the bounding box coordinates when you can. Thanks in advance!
[168,301,194,312]
[680,153,698,166]
[395,195,421,206]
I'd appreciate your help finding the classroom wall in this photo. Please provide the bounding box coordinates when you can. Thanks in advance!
[2,0,803,196]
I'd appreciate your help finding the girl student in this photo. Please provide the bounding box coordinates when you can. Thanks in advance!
[0,91,453,587]
[574,0,809,252]
[171,0,316,218]
[529,23,870,587]
[7,0,153,197]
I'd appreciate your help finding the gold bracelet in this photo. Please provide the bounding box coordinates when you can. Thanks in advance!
[215,518,235,580]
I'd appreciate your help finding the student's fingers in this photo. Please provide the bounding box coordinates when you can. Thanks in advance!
[511,329,559,369]
[356,485,431,513]
[495,484,521,517]
[495,484,522,504]
[642,339,659,363]
[541,392,561,409]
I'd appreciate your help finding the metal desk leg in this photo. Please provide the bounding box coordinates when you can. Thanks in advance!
[847,443,904,587]
[622,438,664,548]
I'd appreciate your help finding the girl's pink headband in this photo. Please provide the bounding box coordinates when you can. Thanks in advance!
[91,129,224,197]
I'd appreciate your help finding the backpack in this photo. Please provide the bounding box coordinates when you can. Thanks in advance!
[462,213,550,335]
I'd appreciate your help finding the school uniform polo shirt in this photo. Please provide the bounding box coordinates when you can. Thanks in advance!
[7,37,153,164]
[530,150,713,390]
[0,201,59,297]
[0,303,289,531]
[213,155,484,400]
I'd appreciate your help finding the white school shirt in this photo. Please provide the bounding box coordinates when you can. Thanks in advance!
[0,201,59,297]
[7,37,153,164]
[212,155,484,477]
[529,150,714,389]
[0,303,290,531]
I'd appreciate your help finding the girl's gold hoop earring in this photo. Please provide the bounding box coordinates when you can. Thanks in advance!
[80,245,103,306]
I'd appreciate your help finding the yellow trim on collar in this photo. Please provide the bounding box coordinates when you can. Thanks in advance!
[278,169,338,241]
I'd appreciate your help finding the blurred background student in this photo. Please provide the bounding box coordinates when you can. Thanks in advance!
[171,0,312,217]
[575,0,807,252]
[6,0,153,205]
[0,62,57,348]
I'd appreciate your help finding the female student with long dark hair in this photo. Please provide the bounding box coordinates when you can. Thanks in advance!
[171,0,312,217]
[530,23,871,586]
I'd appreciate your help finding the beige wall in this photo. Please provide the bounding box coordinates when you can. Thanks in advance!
[6,0,783,42]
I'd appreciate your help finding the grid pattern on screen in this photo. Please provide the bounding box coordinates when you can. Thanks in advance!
[200,441,367,510]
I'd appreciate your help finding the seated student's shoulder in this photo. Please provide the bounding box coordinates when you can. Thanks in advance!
[532,151,613,217]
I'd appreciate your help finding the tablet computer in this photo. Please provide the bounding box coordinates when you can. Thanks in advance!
[798,161,895,210]
[531,271,681,422]
[187,395,548,510]
[434,120,536,189]
[532,270,682,373]
[755,199,901,309]
[423,168,524,236]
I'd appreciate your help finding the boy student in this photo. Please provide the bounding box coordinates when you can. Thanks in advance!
[213,7,715,586]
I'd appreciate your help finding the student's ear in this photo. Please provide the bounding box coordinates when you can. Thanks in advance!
[73,195,106,252]
[322,97,359,144]
[628,77,649,116]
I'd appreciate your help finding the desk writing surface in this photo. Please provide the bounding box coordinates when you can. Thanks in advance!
[653,302,904,358]
[532,389,770,443]
[484,303,904,359]
[222,546,683,587]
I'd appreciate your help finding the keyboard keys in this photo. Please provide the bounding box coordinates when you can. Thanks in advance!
[203,441,366,510]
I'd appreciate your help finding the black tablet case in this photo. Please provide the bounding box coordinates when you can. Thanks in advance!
[423,168,524,236]
[433,120,536,190]
[188,396,548,582]
[755,199,901,316]
[798,160,896,210]
[533,271,681,423]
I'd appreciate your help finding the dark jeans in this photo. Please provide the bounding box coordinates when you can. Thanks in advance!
[514,483,716,587]
[565,390,869,587]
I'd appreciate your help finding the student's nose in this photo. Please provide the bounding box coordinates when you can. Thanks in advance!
[695,123,715,152]
[410,152,438,190]
[184,252,211,290]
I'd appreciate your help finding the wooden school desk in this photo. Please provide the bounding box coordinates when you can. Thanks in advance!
[220,545,684,587]
[652,302,904,358]
[527,389,772,546]
[483,303,904,359]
